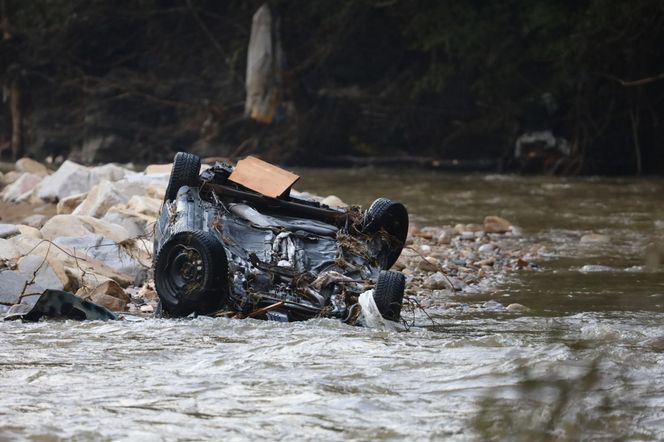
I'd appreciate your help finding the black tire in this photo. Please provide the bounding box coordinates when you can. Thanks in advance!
[364,198,409,269]
[154,230,228,317]
[373,270,405,322]
[164,152,201,203]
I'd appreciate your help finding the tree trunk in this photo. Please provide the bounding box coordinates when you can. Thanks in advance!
[2,0,21,160]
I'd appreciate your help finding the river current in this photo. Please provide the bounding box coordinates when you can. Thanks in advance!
[1,171,663,440]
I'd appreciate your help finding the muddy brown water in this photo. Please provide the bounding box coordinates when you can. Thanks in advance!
[1,170,663,440]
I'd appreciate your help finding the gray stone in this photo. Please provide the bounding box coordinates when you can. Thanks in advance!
[482,300,507,311]
[0,270,45,305]
[506,303,530,313]
[484,216,512,234]
[22,214,49,228]
[15,158,49,175]
[0,238,19,260]
[53,234,149,284]
[0,224,20,239]
[1,173,43,202]
[423,272,448,290]
[17,255,65,291]
[73,180,128,218]
[478,243,496,254]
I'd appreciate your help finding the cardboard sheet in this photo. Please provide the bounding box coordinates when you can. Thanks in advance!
[229,156,300,198]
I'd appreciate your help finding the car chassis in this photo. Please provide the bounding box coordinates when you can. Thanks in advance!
[153,152,409,324]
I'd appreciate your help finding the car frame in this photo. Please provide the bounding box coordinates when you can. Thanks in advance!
[153,152,409,324]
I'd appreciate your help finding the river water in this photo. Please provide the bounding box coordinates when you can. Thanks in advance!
[1,171,663,441]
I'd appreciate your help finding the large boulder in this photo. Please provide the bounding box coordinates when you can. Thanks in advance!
[1,173,44,202]
[73,180,128,218]
[41,214,131,243]
[15,157,49,175]
[85,280,130,312]
[57,192,88,215]
[10,234,134,288]
[53,234,150,285]
[102,209,155,238]
[17,255,68,291]
[0,224,20,239]
[36,160,133,202]
[0,270,46,306]
[0,238,20,261]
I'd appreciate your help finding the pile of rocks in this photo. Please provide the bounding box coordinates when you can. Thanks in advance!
[397,216,541,314]
[0,158,170,315]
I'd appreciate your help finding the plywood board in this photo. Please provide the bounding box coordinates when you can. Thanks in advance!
[229,156,299,198]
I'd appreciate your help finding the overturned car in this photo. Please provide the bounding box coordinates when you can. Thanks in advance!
[153,152,409,323]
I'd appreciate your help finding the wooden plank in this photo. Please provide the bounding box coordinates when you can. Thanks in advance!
[228,156,299,198]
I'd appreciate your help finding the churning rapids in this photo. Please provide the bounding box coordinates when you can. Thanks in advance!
[1,171,663,440]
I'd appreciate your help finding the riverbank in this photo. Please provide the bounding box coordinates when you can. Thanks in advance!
[0,157,544,320]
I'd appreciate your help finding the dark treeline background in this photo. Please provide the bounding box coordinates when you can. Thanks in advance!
[0,0,662,174]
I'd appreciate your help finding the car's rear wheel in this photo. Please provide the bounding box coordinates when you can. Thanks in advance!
[155,230,228,316]
[373,270,405,321]
[164,152,201,203]
[363,198,409,269]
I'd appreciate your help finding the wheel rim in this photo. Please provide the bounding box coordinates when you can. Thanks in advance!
[164,245,205,301]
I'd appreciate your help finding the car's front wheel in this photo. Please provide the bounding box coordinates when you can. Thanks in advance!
[154,230,228,317]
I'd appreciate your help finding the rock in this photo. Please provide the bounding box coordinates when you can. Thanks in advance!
[506,303,530,313]
[0,270,45,305]
[482,300,507,311]
[1,173,44,202]
[73,180,128,218]
[320,195,348,209]
[41,214,131,243]
[423,272,448,290]
[16,225,42,239]
[460,231,475,240]
[17,255,65,291]
[455,223,484,233]
[138,283,159,302]
[0,238,20,260]
[86,280,130,312]
[0,224,20,239]
[447,277,467,290]
[483,216,513,234]
[478,243,496,254]
[1,170,22,186]
[102,208,155,238]
[145,163,173,174]
[437,228,458,244]
[140,304,154,313]
[580,233,610,243]
[36,160,132,202]
[579,264,614,273]
[146,183,166,201]
[15,158,49,175]
[125,195,162,217]
[53,234,150,284]
[22,214,49,228]
[417,256,441,272]
[57,192,88,215]
[10,234,134,288]
[36,160,93,202]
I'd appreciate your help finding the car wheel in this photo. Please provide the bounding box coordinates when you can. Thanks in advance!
[363,198,409,269]
[164,152,201,203]
[154,230,228,316]
[373,270,405,322]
